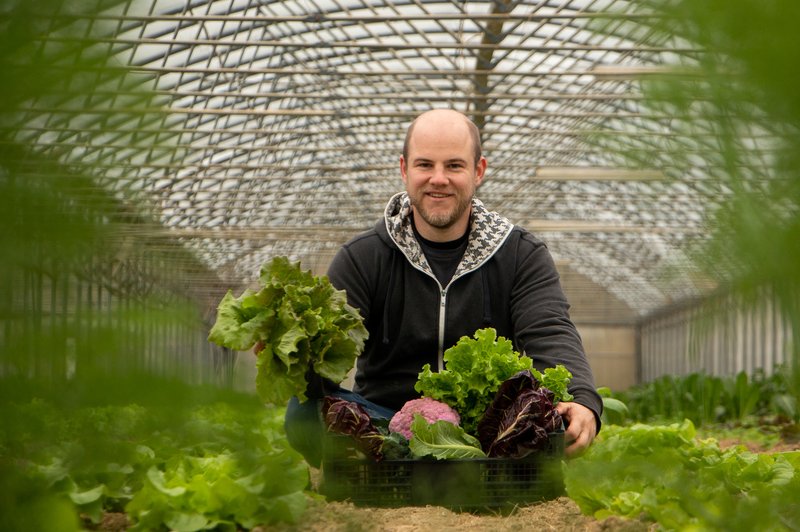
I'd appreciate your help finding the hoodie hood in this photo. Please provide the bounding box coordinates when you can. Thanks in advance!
[382,191,514,283]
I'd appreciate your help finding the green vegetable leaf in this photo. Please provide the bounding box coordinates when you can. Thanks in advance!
[207,290,261,351]
[408,415,486,459]
[68,484,105,505]
[208,256,368,405]
[146,467,186,497]
[164,511,208,532]
[531,365,574,403]
[600,397,629,426]
[415,328,532,433]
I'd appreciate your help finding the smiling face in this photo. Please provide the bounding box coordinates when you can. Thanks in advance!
[400,110,487,242]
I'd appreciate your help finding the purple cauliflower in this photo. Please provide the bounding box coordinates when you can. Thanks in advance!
[388,397,461,439]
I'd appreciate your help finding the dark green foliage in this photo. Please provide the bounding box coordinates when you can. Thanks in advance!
[612,368,797,425]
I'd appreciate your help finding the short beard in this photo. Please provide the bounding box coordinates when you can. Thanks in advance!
[412,194,472,229]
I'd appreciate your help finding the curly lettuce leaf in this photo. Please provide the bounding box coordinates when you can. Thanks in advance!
[415,328,532,434]
[532,365,574,403]
[255,346,309,406]
[408,415,486,460]
[208,256,367,405]
[208,290,267,351]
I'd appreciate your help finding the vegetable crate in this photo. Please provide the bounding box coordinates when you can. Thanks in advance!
[321,431,565,510]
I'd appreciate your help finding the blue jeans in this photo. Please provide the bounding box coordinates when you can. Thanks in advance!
[284,387,396,468]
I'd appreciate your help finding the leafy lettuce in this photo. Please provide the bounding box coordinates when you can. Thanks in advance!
[564,421,800,529]
[532,365,574,403]
[414,328,533,434]
[208,257,368,405]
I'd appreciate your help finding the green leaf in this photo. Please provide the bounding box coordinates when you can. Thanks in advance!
[415,328,533,433]
[601,397,629,426]
[315,335,361,383]
[408,415,486,459]
[207,291,259,351]
[257,492,308,526]
[164,511,209,532]
[68,483,107,523]
[209,256,367,406]
[532,365,574,403]
[274,323,307,366]
[68,484,105,505]
[256,351,307,404]
[146,467,186,497]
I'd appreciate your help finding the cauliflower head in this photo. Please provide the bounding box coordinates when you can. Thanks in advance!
[388,397,461,439]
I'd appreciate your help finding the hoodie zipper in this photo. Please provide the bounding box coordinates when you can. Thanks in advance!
[437,287,447,371]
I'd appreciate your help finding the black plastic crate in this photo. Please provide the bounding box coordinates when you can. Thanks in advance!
[321,431,565,510]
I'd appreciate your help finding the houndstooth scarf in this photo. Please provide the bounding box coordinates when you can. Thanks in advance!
[383,192,514,285]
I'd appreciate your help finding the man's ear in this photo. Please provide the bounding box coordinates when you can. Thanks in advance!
[474,156,487,187]
[400,155,409,186]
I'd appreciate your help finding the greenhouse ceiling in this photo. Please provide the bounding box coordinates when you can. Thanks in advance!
[10,0,767,322]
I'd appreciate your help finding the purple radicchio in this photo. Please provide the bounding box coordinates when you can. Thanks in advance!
[476,369,563,458]
[322,396,385,461]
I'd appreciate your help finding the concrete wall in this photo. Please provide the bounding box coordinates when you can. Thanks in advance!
[558,264,639,391]
[577,324,637,392]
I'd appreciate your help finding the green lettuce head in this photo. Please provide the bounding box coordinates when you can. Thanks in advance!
[208,256,367,405]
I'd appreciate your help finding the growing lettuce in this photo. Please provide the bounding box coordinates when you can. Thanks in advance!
[208,256,368,405]
[414,328,533,434]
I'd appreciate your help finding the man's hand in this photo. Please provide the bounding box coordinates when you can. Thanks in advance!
[555,401,597,458]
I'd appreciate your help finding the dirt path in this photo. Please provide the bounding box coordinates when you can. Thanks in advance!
[267,496,652,532]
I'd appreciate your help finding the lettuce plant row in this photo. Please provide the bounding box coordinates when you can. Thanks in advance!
[0,395,309,531]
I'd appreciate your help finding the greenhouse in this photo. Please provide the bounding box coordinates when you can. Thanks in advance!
[1,0,798,530]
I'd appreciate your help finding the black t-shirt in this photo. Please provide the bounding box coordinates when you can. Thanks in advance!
[412,216,470,287]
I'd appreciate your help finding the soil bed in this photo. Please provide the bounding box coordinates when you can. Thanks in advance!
[268,496,652,532]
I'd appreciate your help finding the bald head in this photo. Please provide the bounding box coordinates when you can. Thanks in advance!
[402,109,482,166]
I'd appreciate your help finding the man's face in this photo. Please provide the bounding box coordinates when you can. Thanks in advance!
[400,112,486,241]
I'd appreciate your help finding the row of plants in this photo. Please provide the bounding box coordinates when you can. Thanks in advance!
[563,420,800,530]
[601,367,799,426]
[564,367,800,529]
[3,371,798,531]
[0,377,310,531]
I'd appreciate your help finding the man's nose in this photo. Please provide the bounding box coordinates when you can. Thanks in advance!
[430,165,448,183]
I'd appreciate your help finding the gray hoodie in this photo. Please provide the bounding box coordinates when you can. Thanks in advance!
[327,192,602,426]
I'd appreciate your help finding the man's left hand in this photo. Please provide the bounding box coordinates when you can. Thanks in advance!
[555,401,597,458]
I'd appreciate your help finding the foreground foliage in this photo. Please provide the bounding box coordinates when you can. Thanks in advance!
[564,421,800,530]
[0,383,309,531]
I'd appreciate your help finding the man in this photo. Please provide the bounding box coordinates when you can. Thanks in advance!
[286,109,601,464]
